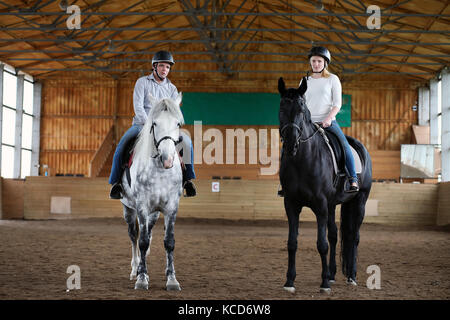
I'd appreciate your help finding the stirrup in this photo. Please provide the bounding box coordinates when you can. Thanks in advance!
[346,181,359,193]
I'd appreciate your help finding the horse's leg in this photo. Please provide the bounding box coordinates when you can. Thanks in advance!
[341,194,366,285]
[145,212,160,260]
[327,205,337,283]
[163,211,181,291]
[283,198,302,293]
[314,202,331,293]
[135,211,160,290]
[123,205,139,280]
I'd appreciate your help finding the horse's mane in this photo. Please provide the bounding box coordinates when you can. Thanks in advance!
[133,97,184,162]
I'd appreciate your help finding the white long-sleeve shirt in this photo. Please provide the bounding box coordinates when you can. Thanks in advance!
[300,74,342,123]
[132,73,178,126]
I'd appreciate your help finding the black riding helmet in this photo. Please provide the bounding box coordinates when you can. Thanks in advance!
[308,46,331,65]
[152,50,175,81]
[152,50,175,66]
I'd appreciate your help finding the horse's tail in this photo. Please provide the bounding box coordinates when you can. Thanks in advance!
[340,192,368,280]
[340,201,354,278]
[339,135,372,280]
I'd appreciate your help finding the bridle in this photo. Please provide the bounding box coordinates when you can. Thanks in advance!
[150,122,183,158]
[279,98,320,154]
[280,121,320,145]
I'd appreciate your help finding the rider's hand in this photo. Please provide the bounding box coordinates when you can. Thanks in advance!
[321,117,332,128]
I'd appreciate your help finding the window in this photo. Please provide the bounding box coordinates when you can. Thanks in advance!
[21,149,31,179]
[3,72,17,108]
[1,145,14,178]
[1,64,36,179]
[2,107,15,145]
[437,80,442,146]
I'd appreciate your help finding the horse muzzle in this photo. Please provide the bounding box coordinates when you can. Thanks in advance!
[161,153,174,169]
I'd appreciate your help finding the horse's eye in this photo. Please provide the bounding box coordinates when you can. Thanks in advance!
[177,122,181,127]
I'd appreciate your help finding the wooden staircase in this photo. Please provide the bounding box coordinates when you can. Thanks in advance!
[97,148,114,177]
[89,125,115,178]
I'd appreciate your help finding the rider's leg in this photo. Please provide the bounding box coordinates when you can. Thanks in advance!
[325,121,358,192]
[179,132,196,197]
[109,124,141,199]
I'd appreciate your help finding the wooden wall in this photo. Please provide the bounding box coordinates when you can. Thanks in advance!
[1,178,24,219]
[437,182,450,226]
[41,79,117,176]
[19,177,443,227]
[39,76,417,180]
[341,86,418,151]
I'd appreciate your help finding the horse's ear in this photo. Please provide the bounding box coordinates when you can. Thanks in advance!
[175,92,182,106]
[148,94,157,107]
[298,77,307,96]
[278,77,286,95]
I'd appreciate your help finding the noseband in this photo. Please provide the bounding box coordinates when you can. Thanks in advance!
[150,123,183,158]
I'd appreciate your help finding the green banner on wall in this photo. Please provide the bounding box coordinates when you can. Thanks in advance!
[181,92,351,127]
[337,94,351,128]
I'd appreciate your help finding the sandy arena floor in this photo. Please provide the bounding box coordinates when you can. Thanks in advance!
[0,217,449,300]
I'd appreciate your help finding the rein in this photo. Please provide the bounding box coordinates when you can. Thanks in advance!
[280,120,320,146]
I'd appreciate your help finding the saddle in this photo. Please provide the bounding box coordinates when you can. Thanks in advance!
[118,137,137,187]
[315,123,362,187]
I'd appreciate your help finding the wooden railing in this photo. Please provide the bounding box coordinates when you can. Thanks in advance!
[89,125,115,177]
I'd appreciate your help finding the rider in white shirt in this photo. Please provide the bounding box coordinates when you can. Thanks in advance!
[304,46,359,192]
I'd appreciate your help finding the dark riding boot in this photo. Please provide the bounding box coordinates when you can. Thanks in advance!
[277,187,285,197]
[183,180,197,197]
[346,180,359,193]
[110,182,123,199]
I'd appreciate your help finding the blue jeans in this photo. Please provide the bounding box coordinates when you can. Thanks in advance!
[324,120,357,183]
[109,125,196,184]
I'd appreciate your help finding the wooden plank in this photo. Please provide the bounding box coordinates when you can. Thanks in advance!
[20,177,441,226]
[2,178,24,219]
[437,182,450,226]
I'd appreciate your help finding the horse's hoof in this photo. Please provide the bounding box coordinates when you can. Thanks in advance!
[346,278,357,286]
[134,274,149,290]
[283,286,296,294]
[320,287,331,294]
[329,279,336,284]
[166,278,181,291]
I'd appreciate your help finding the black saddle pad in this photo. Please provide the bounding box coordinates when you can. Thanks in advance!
[323,130,347,175]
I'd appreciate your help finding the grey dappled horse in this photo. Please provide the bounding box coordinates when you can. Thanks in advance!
[120,93,184,291]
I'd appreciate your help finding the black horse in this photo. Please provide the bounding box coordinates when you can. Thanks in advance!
[277,77,372,293]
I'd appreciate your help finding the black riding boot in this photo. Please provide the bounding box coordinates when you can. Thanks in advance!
[183,180,197,197]
[346,179,359,193]
[110,182,123,199]
[182,165,197,197]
